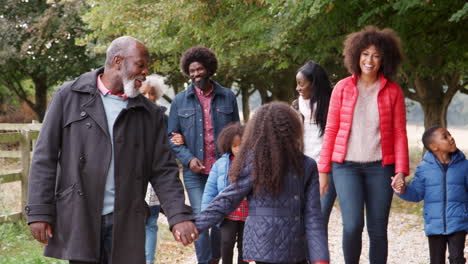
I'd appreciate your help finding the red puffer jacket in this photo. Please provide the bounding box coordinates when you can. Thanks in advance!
[318,74,409,175]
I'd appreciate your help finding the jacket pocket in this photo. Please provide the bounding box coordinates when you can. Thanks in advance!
[216,106,233,125]
[177,109,195,129]
[55,183,76,200]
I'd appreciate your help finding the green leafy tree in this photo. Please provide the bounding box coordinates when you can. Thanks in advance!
[0,0,99,121]
[83,0,467,126]
[356,0,468,128]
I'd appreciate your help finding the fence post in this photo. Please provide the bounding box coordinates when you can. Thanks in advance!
[20,128,31,219]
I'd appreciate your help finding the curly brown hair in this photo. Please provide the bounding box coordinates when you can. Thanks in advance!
[180,46,218,77]
[229,102,304,197]
[343,26,403,80]
[217,122,244,154]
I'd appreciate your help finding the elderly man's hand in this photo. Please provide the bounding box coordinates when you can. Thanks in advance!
[172,221,199,246]
[29,221,53,244]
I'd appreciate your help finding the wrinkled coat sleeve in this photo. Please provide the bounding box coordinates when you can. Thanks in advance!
[318,82,342,173]
[397,166,425,202]
[167,98,196,167]
[392,84,409,175]
[201,159,222,211]
[26,87,64,224]
[195,166,252,233]
[304,160,330,262]
[151,109,194,228]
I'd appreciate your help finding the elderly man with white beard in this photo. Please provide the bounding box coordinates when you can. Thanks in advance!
[25,36,198,264]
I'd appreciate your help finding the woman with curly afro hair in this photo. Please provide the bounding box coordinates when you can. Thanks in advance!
[318,26,409,263]
[195,102,330,264]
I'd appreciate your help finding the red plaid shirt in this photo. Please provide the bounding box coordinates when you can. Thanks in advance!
[226,199,249,221]
[194,86,217,175]
[226,155,249,221]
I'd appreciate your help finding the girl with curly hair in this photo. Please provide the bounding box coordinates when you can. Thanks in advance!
[318,26,409,263]
[201,122,247,264]
[195,102,330,264]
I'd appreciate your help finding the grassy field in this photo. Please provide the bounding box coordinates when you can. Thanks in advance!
[0,219,194,264]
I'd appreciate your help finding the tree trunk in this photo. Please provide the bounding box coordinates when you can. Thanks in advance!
[240,83,250,122]
[413,76,457,129]
[32,77,48,122]
[420,100,449,129]
[270,68,296,102]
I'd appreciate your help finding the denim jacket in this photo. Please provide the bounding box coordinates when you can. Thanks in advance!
[168,81,240,167]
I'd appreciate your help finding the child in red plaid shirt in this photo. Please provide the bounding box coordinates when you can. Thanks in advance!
[201,122,247,264]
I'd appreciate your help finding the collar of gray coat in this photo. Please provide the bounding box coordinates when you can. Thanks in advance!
[70,67,151,112]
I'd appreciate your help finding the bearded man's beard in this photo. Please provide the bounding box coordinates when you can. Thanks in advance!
[123,76,140,98]
[193,78,209,90]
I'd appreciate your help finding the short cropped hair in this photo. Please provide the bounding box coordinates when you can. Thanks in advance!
[422,126,442,151]
[180,46,218,77]
[140,74,166,101]
[217,122,244,154]
[105,36,141,69]
[343,26,403,80]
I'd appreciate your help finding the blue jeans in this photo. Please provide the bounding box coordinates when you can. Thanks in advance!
[332,161,394,264]
[320,172,336,237]
[145,205,160,263]
[183,170,221,264]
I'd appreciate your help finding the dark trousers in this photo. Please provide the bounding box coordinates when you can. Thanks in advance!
[256,261,308,264]
[220,219,248,264]
[428,231,466,264]
[70,213,114,264]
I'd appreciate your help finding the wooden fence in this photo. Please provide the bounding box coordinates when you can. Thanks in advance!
[0,123,41,224]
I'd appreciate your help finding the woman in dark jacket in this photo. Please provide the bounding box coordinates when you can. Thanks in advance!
[195,102,330,264]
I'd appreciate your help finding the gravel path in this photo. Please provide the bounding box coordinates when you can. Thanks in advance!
[167,207,466,264]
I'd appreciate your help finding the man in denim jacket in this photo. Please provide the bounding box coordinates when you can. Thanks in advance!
[167,46,240,264]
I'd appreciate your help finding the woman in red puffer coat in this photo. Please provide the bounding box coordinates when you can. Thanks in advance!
[318,26,409,264]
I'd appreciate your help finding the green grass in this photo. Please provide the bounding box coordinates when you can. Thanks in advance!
[390,146,425,216]
[0,219,194,264]
[0,221,66,264]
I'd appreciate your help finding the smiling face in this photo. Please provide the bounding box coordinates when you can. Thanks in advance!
[429,128,457,154]
[119,42,150,97]
[295,71,312,99]
[359,45,382,78]
[140,85,156,103]
[189,61,210,90]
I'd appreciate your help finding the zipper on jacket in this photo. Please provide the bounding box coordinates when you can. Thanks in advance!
[436,162,448,233]
[443,168,447,233]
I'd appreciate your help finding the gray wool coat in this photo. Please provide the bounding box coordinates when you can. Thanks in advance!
[25,68,193,263]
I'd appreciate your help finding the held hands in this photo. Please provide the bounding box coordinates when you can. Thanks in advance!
[29,222,53,245]
[189,158,205,174]
[391,172,406,194]
[172,221,199,246]
[170,132,185,146]
[318,172,329,197]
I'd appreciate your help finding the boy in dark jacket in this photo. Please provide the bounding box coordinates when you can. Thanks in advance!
[393,126,468,264]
